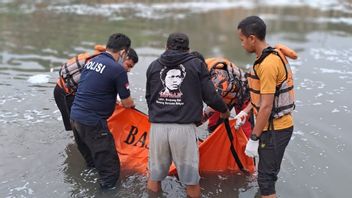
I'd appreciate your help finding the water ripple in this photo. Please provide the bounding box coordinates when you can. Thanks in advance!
[1,0,350,22]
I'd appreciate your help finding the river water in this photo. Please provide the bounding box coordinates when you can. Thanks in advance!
[0,0,351,197]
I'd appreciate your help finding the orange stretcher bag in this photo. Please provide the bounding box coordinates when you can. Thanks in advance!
[107,105,255,174]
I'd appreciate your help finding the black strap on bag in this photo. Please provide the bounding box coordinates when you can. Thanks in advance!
[223,119,248,173]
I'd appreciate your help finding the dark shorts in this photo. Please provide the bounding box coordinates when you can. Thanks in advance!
[257,126,293,196]
[53,84,74,131]
[71,119,120,188]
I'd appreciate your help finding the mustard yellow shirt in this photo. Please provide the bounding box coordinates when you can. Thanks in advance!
[255,53,293,130]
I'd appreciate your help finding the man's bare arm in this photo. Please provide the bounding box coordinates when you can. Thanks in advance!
[252,94,274,137]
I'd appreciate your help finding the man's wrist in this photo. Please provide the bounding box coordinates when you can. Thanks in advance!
[250,133,260,141]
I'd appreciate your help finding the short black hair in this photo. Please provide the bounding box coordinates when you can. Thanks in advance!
[106,33,131,52]
[190,51,206,63]
[237,16,266,41]
[127,48,138,63]
[167,32,189,51]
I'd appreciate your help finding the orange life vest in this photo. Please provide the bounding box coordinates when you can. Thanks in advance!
[205,57,249,109]
[247,44,297,119]
[57,45,106,94]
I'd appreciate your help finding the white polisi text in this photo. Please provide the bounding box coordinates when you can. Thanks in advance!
[85,61,106,74]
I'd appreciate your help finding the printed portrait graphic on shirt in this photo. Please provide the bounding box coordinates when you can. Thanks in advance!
[155,64,186,106]
[159,64,186,98]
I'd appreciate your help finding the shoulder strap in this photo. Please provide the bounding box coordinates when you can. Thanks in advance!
[252,46,288,80]
[253,46,275,66]
[223,119,248,173]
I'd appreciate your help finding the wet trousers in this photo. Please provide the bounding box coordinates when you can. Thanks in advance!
[257,126,293,196]
[53,84,74,131]
[71,119,120,189]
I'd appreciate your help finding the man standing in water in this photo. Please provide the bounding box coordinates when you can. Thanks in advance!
[236,16,295,197]
[70,33,135,189]
[54,47,138,131]
[145,32,230,198]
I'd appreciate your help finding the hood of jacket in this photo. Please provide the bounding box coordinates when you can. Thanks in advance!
[158,50,195,67]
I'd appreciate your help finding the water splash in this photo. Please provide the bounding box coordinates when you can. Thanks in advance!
[27,74,51,84]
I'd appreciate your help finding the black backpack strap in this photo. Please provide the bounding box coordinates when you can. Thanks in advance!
[62,62,70,79]
[276,52,289,84]
[75,55,82,69]
[253,46,275,66]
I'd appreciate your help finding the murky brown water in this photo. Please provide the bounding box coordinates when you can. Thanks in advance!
[0,0,351,197]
